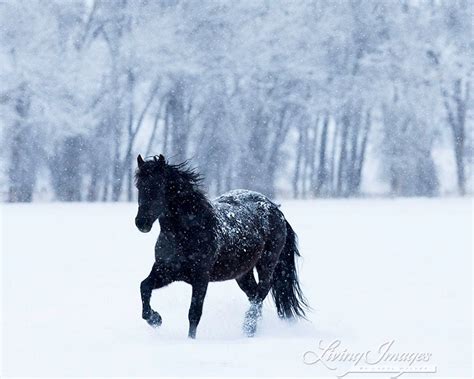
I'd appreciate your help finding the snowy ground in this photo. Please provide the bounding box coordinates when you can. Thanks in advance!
[1,199,472,377]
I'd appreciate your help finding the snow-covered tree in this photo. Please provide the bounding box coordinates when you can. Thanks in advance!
[0,0,471,201]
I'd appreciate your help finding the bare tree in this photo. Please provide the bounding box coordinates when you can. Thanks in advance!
[443,79,470,195]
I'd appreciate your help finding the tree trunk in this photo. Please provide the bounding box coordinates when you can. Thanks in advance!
[169,80,188,162]
[354,110,371,193]
[293,124,304,198]
[315,116,329,196]
[8,86,37,203]
[309,117,319,193]
[337,115,350,197]
[329,120,340,195]
[443,79,469,196]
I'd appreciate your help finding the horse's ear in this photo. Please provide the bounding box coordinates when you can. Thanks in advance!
[154,154,166,167]
[137,154,145,168]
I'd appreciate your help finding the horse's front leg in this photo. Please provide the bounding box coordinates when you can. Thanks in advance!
[140,263,173,327]
[188,275,209,339]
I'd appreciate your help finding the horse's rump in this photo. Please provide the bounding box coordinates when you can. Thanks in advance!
[209,189,284,281]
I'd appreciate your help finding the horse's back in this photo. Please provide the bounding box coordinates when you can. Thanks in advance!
[214,189,275,206]
[213,189,279,237]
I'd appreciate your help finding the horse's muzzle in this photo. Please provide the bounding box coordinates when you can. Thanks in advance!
[135,217,152,233]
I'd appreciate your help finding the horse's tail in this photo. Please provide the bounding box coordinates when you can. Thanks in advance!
[271,219,309,319]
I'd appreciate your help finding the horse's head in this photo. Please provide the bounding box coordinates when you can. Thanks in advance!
[134,154,167,233]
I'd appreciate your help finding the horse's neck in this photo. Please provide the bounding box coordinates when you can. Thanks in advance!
[162,187,213,230]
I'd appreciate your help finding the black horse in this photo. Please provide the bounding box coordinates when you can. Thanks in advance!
[135,154,308,338]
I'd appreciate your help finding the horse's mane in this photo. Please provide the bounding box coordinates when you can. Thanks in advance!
[166,160,203,189]
[135,156,201,185]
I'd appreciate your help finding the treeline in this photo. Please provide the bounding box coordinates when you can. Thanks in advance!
[0,0,471,202]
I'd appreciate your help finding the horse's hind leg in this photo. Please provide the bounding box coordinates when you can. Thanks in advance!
[236,270,258,302]
[236,270,263,336]
[140,263,173,328]
[243,264,274,337]
[243,251,283,336]
[243,223,286,337]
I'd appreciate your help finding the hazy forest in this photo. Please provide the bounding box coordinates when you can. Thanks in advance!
[0,0,472,202]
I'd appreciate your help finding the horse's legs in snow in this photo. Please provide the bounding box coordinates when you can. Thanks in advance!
[242,262,277,337]
[243,268,272,336]
[188,276,209,339]
[140,264,172,327]
[236,270,258,302]
[244,238,285,336]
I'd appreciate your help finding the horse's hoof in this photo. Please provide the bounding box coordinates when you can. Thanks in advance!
[243,317,257,337]
[243,325,256,337]
[145,311,162,328]
[243,304,261,336]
